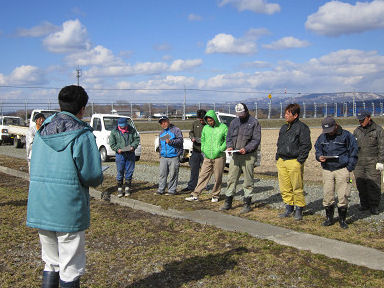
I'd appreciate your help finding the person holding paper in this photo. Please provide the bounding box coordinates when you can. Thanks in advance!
[353,110,384,215]
[109,117,140,197]
[157,116,183,195]
[276,104,312,220]
[221,103,261,213]
[315,116,358,229]
[185,110,227,203]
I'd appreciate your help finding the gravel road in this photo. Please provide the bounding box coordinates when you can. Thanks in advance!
[1,144,383,223]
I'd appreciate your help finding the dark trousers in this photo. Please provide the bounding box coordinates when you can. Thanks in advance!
[187,151,204,190]
[116,152,135,183]
[354,163,381,208]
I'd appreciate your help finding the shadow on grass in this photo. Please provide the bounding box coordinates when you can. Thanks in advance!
[126,247,248,288]
[0,199,27,207]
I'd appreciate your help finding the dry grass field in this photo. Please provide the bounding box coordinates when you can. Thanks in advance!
[138,127,356,183]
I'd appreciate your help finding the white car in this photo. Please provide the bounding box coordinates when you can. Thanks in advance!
[155,112,261,167]
[90,113,142,162]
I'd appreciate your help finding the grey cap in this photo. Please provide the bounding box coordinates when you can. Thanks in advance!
[356,110,371,121]
[321,116,336,134]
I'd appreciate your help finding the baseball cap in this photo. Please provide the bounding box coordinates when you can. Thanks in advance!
[356,110,371,121]
[235,103,247,117]
[158,116,169,123]
[321,116,336,134]
[117,117,127,127]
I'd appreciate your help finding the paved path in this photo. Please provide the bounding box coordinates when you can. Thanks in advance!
[2,165,384,271]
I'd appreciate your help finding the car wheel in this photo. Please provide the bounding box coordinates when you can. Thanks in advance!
[100,146,109,162]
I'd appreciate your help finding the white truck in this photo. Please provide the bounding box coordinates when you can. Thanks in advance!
[0,116,24,145]
[155,112,261,167]
[90,113,142,162]
[7,110,59,148]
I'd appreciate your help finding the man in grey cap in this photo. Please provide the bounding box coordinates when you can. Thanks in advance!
[314,116,358,229]
[221,103,261,213]
[353,110,384,215]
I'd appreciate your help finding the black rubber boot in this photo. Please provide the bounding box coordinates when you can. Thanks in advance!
[60,278,80,288]
[322,205,335,226]
[220,196,233,211]
[240,197,252,214]
[125,180,132,196]
[294,206,303,221]
[117,181,124,197]
[338,206,348,229]
[279,204,294,218]
[42,271,59,288]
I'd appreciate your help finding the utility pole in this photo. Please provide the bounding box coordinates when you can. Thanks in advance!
[183,86,186,120]
[254,102,258,119]
[76,66,82,86]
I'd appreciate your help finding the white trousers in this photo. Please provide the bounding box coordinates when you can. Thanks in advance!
[38,229,86,282]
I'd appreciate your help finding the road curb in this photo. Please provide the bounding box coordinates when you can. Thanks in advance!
[2,165,384,271]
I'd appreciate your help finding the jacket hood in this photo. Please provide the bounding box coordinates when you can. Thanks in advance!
[204,110,219,127]
[38,112,91,152]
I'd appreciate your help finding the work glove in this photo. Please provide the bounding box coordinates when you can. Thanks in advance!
[376,163,384,171]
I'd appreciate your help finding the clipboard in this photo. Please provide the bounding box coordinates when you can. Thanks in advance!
[102,166,110,172]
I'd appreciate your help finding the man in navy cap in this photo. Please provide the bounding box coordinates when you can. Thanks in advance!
[353,110,384,215]
[157,116,183,195]
[315,116,358,229]
[109,117,140,197]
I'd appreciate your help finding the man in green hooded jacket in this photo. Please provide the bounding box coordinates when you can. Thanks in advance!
[185,110,228,203]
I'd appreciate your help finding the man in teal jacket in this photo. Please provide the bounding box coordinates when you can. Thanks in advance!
[185,110,228,203]
[26,85,103,288]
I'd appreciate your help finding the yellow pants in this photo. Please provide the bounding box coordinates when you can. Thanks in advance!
[276,158,305,207]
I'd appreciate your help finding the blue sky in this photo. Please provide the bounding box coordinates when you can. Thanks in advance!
[1,0,384,105]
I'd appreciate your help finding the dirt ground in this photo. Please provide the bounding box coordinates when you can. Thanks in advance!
[139,127,350,183]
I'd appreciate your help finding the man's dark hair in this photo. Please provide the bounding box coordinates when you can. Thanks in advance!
[285,103,300,116]
[58,85,89,115]
[197,109,207,119]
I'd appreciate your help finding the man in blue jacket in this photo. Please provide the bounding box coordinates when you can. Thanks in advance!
[315,116,358,229]
[157,116,183,195]
[26,85,103,287]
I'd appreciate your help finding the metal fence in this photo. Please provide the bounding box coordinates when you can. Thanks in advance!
[1,100,383,121]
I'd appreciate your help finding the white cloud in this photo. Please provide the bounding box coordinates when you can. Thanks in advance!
[263,36,310,50]
[153,43,172,51]
[16,21,60,37]
[43,19,91,53]
[188,13,203,21]
[206,32,257,54]
[169,59,202,72]
[219,0,280,15]
[241,60,270,68]
[306,0,384,36]
[66,45,122,66]
[4,65,45,84]
[86,58,202,78]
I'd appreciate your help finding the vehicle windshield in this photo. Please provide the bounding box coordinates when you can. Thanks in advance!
[219,115,236,126]
[103,117,135,131]
[33,111,58,122]
[2,117,22,125]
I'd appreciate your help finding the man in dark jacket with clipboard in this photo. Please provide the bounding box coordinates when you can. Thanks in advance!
[315,116,358,229]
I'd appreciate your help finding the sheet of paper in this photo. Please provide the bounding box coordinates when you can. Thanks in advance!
[102,166,110,172]
[323,155,339,159]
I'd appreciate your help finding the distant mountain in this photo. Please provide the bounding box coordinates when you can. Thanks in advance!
[243,92,384,106]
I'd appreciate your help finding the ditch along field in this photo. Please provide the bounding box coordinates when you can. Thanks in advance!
[1,170,384,287]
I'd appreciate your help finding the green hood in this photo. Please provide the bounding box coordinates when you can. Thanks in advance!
[204,110,219,127]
